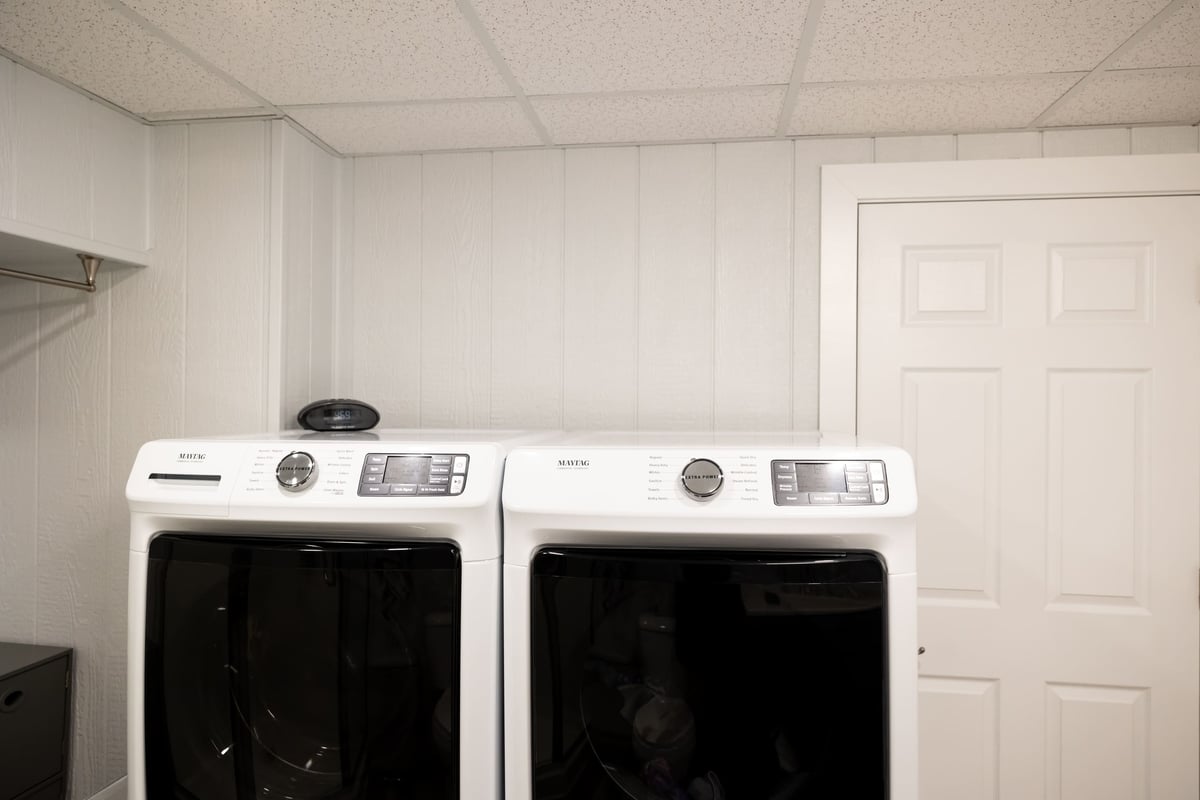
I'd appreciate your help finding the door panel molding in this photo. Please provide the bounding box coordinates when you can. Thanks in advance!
[818,153,1200,433]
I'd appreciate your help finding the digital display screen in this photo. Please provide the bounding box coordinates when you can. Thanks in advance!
[794,463,847,493]
[384,456,430,485]
[325,408,355,421]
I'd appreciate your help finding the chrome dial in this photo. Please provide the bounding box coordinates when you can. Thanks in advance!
[276,451,317,492]
[680,458,723,499]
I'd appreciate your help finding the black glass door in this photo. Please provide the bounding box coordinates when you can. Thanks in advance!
[144,534,461,799]
[530,549,887,800]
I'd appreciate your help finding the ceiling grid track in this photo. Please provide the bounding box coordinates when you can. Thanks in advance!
[454,0,553,147]
[775,0,826,137]
[1029,0,1190,128]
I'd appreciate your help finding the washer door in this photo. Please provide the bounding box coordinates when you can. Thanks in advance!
[530,549,886,800]
[144,535,460,799]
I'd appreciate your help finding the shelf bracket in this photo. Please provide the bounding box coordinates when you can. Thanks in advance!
[0,253,104,293]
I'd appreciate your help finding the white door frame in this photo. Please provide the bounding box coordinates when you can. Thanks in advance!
[817,153,1200,433]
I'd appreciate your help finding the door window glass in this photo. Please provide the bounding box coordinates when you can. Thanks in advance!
[144,534,460,799]
[530,549,886,800]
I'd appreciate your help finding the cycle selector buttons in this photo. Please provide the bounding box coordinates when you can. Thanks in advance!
[277,451,317,492]
[680,458,724,499]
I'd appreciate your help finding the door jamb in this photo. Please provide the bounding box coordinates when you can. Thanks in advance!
[817,153,1200,433]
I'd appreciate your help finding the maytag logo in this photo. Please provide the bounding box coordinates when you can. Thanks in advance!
[178,452,206,461]
[557,459,590,468]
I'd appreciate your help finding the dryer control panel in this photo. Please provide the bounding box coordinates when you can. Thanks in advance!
[772,460,888,506]
[357,453,469,497]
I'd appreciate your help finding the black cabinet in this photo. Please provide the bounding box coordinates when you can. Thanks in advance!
[0,643,71,800]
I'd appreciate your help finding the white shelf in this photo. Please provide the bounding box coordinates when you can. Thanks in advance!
[0,216,148,291]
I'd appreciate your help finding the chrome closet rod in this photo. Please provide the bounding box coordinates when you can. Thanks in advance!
[0,253,104,293]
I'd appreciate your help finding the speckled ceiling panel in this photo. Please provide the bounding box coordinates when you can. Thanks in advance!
[804,0,1169,82]
[531,86,786,144]
[0,0,260,114]
[285,101,541,154]
[1043,68,1200,126]
[123,0,509,105]
[788,75,1083,136]
[1111,0,1200,69]
[471,0,810,94]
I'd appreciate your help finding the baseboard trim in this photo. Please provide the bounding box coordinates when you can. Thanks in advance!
[89,776,127,800]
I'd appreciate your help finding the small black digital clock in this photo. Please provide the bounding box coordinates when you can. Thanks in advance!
[297,399,380,431]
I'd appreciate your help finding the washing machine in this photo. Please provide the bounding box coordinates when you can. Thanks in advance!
[502,432,918,800]
[126,430,540,800]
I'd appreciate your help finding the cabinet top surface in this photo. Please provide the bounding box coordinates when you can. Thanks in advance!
[0,643,71,679]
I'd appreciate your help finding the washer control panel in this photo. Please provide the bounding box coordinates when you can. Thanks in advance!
[358,453,470,497]
[772,460,888,506]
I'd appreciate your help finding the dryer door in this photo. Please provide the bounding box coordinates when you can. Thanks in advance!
[530,549,886,800]
[144,535,460,799]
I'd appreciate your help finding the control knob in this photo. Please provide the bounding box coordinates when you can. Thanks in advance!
[680,458,723,499]
[277,451,318,492]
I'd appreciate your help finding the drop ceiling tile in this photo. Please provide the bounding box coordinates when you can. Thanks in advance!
[285,101,541,155]
[788,75,1082,136]
[1112,0,1200,69]
[123,0,509,105]
[1042,68,1200,126]
[472,0,810,94]
[531,87,786,145]
[804,0,1168,82]
[0,0,259,114]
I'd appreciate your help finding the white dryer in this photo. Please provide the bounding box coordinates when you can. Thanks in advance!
[502,433,917,800]
[126,430,539,800]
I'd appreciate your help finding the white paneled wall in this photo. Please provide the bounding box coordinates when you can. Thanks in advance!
[276,122,340,429]
[0,57,148,249]
[0,56,339,798]
[346,126,1199,430]
[0,57,150,800]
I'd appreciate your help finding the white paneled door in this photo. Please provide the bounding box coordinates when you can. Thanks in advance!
[856,196,1200,800]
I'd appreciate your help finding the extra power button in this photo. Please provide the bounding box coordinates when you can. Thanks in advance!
[680,458,723,499]
[277,451,317,492]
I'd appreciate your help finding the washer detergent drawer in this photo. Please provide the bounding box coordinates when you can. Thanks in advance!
[529,549,887,800]
[143,535,462,799]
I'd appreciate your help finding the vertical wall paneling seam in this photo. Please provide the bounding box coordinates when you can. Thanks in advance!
[488,151,495,427]
[633,147,641,431]
[788,141,796,430]
[417,156,424,426]
[417,156,425,428]
[143,125,152,251]
[101,268,113,789]
[86,104,96,240]
[180,126,189,431]
[331,159,346,393]
[307,144,316,404]
[774,0,826,138]
[1029,0,1189,128]
[559,148,567,429]
[265,122,283,431]
[953,134,960,161]
[710,144,717,432]
[33,283,40,639]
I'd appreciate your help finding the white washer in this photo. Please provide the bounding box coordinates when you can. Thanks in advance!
[503,432,917,800]
[126,430,540,800]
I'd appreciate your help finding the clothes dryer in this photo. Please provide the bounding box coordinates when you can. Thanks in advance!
[502,433,917,800]
[126,430,539,800]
